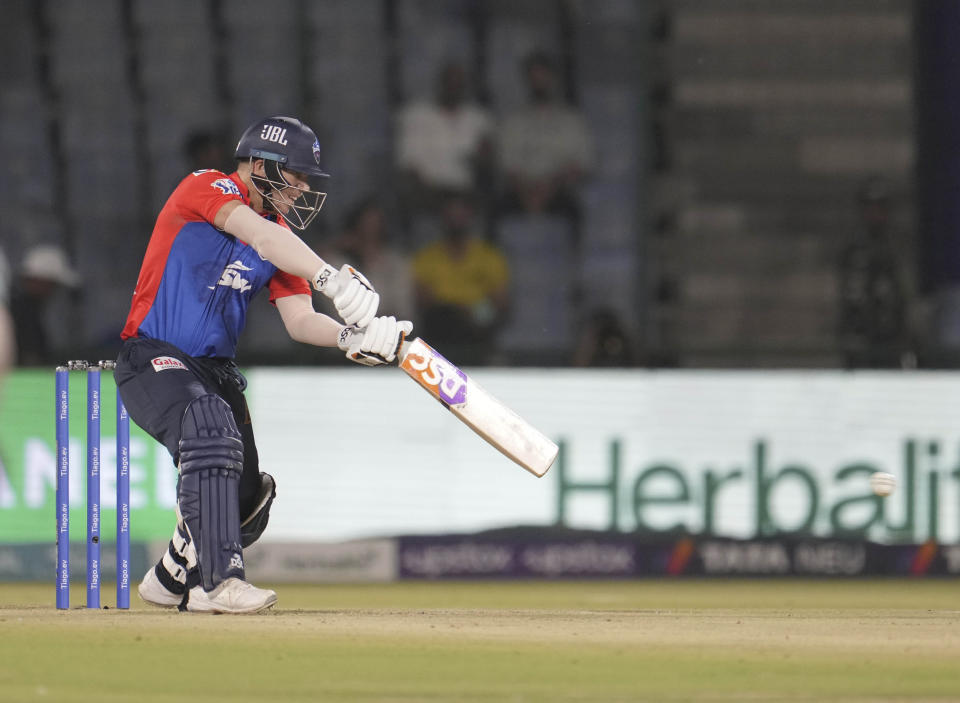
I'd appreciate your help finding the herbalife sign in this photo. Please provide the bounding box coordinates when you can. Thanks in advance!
[548,372,960,544]
[555,436,951,542]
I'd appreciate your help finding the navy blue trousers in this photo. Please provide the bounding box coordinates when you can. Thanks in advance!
[113,336,262,517]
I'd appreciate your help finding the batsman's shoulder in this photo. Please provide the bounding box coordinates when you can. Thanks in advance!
[170,169,246,225]
[188,167,230,180]
[191,169,241,193]
[172,168,223,188]
[169,168,226,198]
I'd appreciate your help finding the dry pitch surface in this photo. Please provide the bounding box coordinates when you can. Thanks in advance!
[2,580,960,702]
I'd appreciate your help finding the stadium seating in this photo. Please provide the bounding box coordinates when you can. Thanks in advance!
[654,0,912,366]
[0,0,648,363]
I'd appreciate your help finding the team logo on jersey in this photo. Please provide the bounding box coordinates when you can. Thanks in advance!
[151,356,188,373]
[312,139,321,165]
[211,178,241,196]
[210,260,254,293]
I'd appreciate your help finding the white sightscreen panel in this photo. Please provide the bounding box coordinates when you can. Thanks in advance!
[248,368,960,544]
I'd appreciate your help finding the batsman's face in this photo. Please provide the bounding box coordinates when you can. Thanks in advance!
[273,169,310,214]
[252,161,309,215]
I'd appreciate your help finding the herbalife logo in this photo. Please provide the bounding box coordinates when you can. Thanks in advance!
[210,261,253,293]
[554,437,960,543]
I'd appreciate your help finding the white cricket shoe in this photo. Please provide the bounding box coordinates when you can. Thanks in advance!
[138,567,183,609]
[184,578,277,614]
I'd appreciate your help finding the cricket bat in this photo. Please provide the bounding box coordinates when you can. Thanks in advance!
[396,337,558,477]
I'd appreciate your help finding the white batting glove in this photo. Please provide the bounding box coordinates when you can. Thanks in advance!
[337,316,413,366]
[312,263,380,329]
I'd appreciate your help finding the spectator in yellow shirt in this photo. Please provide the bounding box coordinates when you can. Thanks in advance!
[412,190,509,365]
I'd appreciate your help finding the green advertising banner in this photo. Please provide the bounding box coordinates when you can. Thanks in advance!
[7,367,960,547]
[0,370,178,543]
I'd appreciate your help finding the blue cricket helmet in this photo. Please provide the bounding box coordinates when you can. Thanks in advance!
[235,115,329,229]
[235,115,330,178]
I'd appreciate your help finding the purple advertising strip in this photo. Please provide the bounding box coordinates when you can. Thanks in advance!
[397,536,904,579]
[398,536,640,579]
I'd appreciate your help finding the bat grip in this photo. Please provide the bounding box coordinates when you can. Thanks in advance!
[396,337,412,363]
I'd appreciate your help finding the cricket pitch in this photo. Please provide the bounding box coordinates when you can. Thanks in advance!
[2,580,959,701]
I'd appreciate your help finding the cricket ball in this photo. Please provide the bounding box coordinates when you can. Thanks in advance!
[869,471,896,497]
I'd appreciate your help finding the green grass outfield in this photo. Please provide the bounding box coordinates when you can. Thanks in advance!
[2,579,960,702]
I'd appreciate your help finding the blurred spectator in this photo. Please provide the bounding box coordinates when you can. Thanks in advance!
[0,247,14,378]
[183,129,231,173]
[10,245,81,366]
[412,191,509,365]
[573,309,632,367]
[0,247,10,478]
[325,198,416,321]
[395,61,495,217]
[498,50,595,218]
[837,176,915,368]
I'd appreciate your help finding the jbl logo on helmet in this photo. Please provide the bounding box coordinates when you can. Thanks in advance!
[260,125,288,146]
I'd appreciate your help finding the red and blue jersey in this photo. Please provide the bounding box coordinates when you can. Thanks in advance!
[121,170,310,358]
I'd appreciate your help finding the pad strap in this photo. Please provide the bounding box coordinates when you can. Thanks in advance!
[240,472,276,548]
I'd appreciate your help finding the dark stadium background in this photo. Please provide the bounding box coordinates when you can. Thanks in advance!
[4,0,951,370]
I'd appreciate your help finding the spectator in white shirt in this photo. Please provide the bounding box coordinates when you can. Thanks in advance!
[396,61,494,216]
[498,51,595,218]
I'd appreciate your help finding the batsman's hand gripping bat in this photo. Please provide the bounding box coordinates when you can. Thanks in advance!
[396,337,558,477]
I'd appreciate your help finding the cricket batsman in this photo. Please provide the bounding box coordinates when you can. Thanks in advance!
[115,116,412,613]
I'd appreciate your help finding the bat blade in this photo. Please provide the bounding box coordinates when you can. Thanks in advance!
[398,337,558,477]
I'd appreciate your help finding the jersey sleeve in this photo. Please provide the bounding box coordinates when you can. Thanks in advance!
[174,170,246,225]
[268,269,311,304]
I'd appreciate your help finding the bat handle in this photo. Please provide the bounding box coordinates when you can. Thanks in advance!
[395,336,412,364]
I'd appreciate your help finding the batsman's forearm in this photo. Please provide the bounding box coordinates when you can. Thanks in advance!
[223,205,327,281]
[281,305,344,347]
